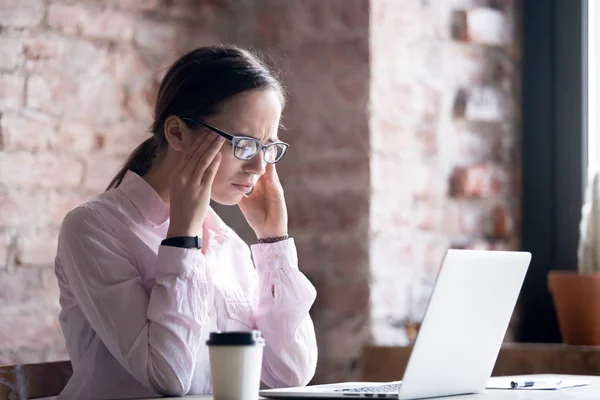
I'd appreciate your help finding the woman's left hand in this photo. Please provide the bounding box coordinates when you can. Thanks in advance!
[238,163,289,239]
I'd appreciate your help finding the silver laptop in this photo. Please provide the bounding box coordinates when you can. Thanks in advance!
[260,249,532,399]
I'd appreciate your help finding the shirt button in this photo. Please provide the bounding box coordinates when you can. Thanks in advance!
[208,311,214,317]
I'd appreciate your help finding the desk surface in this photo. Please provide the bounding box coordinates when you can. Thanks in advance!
[135,374,600,399]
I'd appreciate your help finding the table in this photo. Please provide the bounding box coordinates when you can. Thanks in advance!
[135,374,600,399]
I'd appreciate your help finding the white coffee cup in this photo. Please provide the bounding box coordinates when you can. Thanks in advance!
[207,330,265,400]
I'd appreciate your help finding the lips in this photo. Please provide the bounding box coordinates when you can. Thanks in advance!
[233,183,254,189]
[231,183,254,194]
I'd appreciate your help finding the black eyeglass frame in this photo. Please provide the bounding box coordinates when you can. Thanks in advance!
[181,118,289,164]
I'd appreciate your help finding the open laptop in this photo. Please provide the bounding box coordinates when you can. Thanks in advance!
[260,249,532,399]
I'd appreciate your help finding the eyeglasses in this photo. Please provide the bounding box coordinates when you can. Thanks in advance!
[182,118,289,164]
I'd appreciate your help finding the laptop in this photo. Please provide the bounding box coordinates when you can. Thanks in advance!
[260,249,532,399]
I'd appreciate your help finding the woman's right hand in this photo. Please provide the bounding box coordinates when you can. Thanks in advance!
[166,132,224,239]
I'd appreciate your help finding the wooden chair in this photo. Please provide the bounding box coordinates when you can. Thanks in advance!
[0,361,72,400]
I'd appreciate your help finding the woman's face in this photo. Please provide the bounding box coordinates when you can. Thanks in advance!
[202,89,283,205]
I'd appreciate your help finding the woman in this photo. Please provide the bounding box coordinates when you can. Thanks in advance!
[54,46,318,399]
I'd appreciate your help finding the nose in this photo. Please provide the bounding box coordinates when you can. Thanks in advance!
[244,152,267,175]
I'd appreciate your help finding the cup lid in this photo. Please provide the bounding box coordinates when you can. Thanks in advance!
[206,330,265,346]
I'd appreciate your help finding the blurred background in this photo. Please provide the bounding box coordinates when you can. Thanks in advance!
[0,0,593,386]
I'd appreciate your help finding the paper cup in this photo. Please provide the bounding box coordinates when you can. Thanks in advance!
[207,331,265,400]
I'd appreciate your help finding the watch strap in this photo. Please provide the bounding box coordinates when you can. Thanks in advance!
[161,236,202,249]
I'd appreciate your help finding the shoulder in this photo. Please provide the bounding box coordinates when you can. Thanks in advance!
[59,204,112,245]
[59,189,126,241]
[57,194,136,266]
[60,188,137,234]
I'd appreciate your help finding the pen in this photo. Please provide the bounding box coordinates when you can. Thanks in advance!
[510,380,563,388]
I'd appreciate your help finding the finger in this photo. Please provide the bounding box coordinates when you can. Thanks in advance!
[181,132,214,173]
[266,163,276,178]
[191,134,224,177]
[173,131,208,175]
[193,135,225,177]
[183,133,222,177]
[265,163,280,184]
[203,152,222,187]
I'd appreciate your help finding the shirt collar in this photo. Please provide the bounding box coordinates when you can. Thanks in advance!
[117,170,170,228]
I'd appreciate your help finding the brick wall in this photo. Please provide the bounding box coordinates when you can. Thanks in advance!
[369,0,521,351]
[0,0,232,364]
[228,0,373,383]
[0,0,521,386]
[225,0,521,382]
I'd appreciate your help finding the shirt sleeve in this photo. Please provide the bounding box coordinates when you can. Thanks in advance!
[56,205,211,397]
[251,238,318,388]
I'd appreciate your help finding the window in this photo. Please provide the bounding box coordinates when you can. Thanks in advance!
[520,0,586,343]
[589,0,600,178]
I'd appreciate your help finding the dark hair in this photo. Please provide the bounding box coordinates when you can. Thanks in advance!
[106,45,285,191]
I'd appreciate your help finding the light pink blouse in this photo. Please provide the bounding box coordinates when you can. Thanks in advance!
[54,170,318,399]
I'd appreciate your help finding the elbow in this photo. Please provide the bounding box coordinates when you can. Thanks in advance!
[147,359,193,397]
[299,351,318,387]
[151,376,192,398]
[265,348,317,389]
[150,373,192,397]
[293,368,316,388]
[290,324,318,387]
[284,364,316,388]
[287,347,318,387]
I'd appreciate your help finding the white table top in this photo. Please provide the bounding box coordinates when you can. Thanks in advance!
[434,374,600,399]
[136,374,600,399]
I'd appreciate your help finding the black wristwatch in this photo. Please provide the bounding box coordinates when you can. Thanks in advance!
[160,236,202,250]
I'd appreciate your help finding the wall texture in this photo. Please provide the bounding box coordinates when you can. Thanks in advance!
[0,0,233,364]
[369,0,520,349]
[223,0,373,382]
[0,0,520,385]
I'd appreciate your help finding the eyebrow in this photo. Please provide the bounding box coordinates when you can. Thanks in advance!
[234,133,279,144]
[193,119,279,143]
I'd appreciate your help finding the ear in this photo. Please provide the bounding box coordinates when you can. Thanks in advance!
[164,116,193,152]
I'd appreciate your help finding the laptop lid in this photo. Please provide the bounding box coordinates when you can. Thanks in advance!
[397,249,531,399]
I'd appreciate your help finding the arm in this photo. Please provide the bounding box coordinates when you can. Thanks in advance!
[57,206,211,396]
[251,238,318,388]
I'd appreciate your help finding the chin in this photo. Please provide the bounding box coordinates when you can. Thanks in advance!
[211,191,245,206]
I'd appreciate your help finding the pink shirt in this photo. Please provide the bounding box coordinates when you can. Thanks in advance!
[54,170,318,399]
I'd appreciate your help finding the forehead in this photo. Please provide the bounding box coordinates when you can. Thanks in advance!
[212,90,282,141]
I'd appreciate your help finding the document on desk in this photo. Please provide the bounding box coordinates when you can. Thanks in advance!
[487,376,592,390]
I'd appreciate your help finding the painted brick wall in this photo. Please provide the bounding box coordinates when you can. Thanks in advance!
[369,0,521,354]
[0,0,232,364]
[0,0,520,386]
[224,0,521,382]
[229,0,374,383]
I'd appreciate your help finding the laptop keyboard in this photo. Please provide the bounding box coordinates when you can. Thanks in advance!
[335,383,401,393]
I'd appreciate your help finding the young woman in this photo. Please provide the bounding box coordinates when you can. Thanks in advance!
[54,46,318,399]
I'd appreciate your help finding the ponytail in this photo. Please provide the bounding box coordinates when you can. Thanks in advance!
[106,137,158,191]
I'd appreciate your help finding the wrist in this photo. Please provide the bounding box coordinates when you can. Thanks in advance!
[255,229,288,240]
[167,227,202,239]
[161,235,202,250]
[257,235,290,244]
